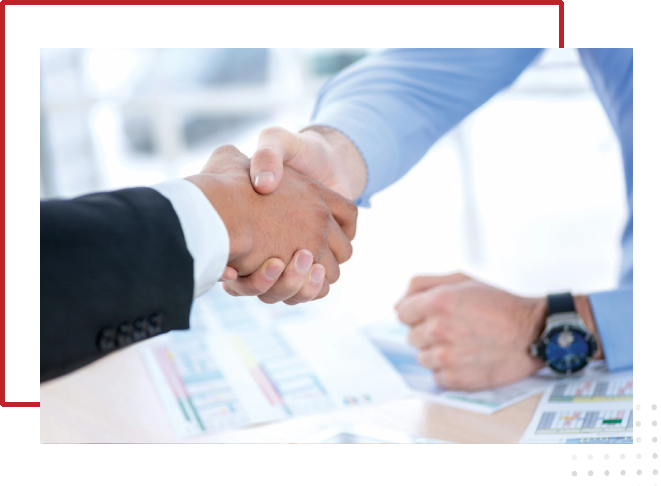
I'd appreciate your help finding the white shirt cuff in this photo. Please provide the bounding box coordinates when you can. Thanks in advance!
[152,179,230,298]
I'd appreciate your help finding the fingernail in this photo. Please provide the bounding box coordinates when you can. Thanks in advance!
[296,251,313,272]
[254,172,274,188]
[311,266,324,283]
[264,263,282,280]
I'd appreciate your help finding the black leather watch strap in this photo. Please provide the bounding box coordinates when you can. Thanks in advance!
[547,292,576,315]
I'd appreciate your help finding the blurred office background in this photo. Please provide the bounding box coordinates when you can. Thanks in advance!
[40,48,627,324]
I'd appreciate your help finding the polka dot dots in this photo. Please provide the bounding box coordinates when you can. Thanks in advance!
[620,470,626,476]
[654,469,658,475]
[637,405,641,410]
[654,453,658,459]
[604,470,610,476]
[637,437,642,443]
[654,437,658,443]
[637,470,642,476]
[604,454,610,459]
[653,404,658,410]
[654,421,658,426]
[588,471,593,477]
[572,455,577,460]
[588,454,593,460]
[571,471,577,477]
[620,454,626,459]
[637,421,641,427]
[637,454,643,459]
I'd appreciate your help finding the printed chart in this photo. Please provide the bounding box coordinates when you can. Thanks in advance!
[143,292,410,437]
[548,377,633,403]
[229,328,334,416]
[144,335,251,436]
[520,370,633,443]
[536,408,633,434]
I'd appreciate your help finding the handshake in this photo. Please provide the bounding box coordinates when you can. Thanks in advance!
[186,127,362,305]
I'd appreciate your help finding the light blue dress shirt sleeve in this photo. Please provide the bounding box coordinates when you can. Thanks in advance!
[311,48,543,206]
[579,48,633,371]
[312,48,633,371]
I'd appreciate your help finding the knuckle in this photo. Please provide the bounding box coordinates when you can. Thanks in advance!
[408,275,425,293]
[314,284,330,300]
[433,288,457,312]
[253,277,273,295]
[222,283,238,297]
[259,126,286,139]
[428,324,443,344]
[441,371,459,388]
[325,263,340,284]
[253,145,278,162]
[313,205,332,223]
[347,202,358,221]
[435,348,447,367]
[211,144,241,158]
[345,224,357,242]
[336,241,353,264]
[296,284,318,302]
[258,294,278,305]
[425,326,441,343]
[439,348,458,368]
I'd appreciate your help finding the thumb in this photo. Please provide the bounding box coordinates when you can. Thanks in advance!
[251,127,302,194]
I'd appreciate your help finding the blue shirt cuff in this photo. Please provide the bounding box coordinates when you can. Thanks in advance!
[588,287,633,371]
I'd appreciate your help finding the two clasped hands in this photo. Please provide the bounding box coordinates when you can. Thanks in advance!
[188,125,579,391]
[42,49,630,388]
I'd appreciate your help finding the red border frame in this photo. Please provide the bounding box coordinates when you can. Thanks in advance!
[1,1,563,407]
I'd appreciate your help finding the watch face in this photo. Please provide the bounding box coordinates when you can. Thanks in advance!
[543,326,593,373]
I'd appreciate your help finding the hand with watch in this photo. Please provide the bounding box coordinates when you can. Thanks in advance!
[396,274,605,391]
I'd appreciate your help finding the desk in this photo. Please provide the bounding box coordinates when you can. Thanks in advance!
[41,340,542,444]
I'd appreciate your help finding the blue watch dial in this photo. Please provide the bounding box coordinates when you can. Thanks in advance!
[544,327,592,373]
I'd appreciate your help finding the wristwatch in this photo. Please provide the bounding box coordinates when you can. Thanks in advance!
[530,293,597,375]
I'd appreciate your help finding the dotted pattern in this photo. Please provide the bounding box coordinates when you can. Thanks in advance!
[570,403,659,478]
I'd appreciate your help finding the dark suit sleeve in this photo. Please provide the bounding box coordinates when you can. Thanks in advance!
[40,187,194,382]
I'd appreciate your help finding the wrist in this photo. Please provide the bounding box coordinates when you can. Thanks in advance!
[185,173,254,262]
[574,294,604,359]
[303,125,367,200]
[524,296,548,349]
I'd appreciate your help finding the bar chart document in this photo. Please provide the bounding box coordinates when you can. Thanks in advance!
[519,369,633,444]
[142,289,410,437]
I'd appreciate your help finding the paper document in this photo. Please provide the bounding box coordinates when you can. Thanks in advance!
[143,288,410,437]
[363,322,556,414]
[519,369,633,443]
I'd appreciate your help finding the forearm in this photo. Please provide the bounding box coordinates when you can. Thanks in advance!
[310,48,543,204]
[302,125,367,201]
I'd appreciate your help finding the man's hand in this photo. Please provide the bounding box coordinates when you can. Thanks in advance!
[395,273,548,391]
[231,126,366,305]
[248,126,368,201]
[187,145,357,304]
